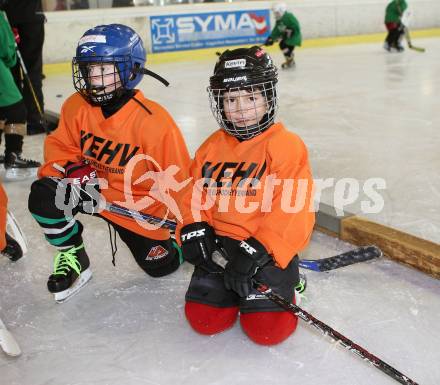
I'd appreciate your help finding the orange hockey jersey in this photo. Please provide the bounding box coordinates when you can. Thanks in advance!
[39,90,191,240]
[177,122,315,268]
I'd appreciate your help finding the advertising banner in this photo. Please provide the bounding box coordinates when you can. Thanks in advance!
[150,9,271,53]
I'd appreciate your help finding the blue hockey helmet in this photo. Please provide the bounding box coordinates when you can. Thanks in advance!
[72,24,147,105]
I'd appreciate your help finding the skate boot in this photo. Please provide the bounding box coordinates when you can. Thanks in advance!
[47,244,92,303]
[1,233,23,261]
[383,41,391,52]
[281,57,295,69]
[4,152,41,180]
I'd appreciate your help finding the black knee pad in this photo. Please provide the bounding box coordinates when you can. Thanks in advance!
[135,239,181,278]
[28,177,60,216]
[185,266,240,308]
[239,256,299,314]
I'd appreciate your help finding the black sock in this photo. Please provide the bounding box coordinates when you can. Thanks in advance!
[5,134,23,155]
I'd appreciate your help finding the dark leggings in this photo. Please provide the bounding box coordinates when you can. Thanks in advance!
[280,40,295,59]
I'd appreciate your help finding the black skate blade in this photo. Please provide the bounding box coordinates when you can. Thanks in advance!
[54,269,93,303]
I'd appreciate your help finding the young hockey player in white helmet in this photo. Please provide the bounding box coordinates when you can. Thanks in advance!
[264,2,302,69]
[28,24,191,302]
[176,46,315,345]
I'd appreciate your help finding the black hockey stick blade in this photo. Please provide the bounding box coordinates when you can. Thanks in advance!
[299,245,382,272]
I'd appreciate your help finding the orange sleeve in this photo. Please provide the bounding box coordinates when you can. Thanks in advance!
[38,95,83,179]
[253,134,315,268]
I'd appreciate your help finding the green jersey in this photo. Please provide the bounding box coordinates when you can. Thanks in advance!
[385,0,408,23]
[0,11,22,107]
[270,11,302,47]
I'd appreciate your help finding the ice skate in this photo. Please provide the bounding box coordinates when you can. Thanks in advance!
[4,152,41,180]
[281,57,295,69]
[47,244,92,303]
[1,233,23,261]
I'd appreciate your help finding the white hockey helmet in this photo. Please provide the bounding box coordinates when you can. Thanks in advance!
[272,2,287,20]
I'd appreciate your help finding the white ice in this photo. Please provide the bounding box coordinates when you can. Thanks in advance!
[1,38,440,385]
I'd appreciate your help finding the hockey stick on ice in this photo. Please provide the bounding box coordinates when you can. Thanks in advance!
[0,317,21,357]
[298,246,382,271]
[404,27,425,52]
[53,163,381,271]
[211,250,419,385]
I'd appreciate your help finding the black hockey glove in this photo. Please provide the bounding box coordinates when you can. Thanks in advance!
[224,237,272,297]
[180,222,218,270]
[264,37,274,46]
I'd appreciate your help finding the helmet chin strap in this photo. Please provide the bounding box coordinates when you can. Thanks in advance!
[133,68,170,87]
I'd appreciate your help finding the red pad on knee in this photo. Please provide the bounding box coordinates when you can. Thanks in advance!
[185,301,239,335]
[240,311,298,345]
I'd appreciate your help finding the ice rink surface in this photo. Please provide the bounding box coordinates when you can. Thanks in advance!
[1,38,440,385]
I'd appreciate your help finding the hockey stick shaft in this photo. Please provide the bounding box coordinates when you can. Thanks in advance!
[52,163,176,230]
[211,250,419,385]
[404,27,425,52]
[53,162,382,269]
[0,317,21,357]
[255,283,419,385]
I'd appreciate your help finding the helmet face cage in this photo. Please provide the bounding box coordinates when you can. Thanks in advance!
[208,81,278,140]
[72,56,129,106]
[207,46,278,140]
[73,24,146,106]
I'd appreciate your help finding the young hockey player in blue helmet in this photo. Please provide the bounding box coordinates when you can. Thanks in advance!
[28,24,191,303]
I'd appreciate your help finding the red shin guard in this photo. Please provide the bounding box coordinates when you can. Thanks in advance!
[185,301,239,335]
[240,311,298,345]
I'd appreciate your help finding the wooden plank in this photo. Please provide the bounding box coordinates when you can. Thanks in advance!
[340,216,440,278]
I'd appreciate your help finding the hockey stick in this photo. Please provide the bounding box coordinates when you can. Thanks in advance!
[53,163,381,271]
[404,27,425,52]
[254,282,419,385]
[52,162,176,230]
[211,250,419,385]
[2,12,48,132]
[0,317,21,357]
[298,246,382,271]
